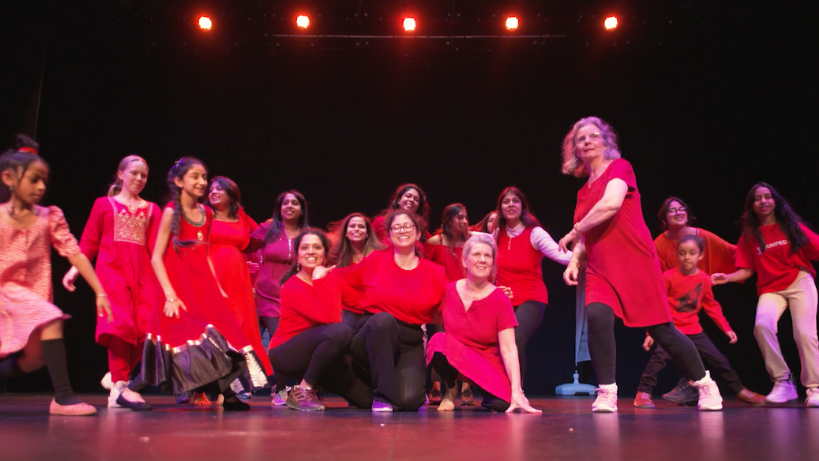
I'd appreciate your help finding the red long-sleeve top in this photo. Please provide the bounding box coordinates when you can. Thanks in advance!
[664,268,731,335]
[269,274,360,349]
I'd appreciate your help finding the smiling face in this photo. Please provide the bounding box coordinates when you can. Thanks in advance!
[3,160,49,206]
[500,193,522,224]
[175,164,208,199]
[574,124,606,163]
[665,200,689,230]
[118,160,148,197]
[389,213,418,250]
[397,188,421,213]
[281,193,303,222]
[752,187,776,222]
[346,216,368,244]
[463,242,494,280]
[208,181,229,211]
[676,240,703,273]
[297,234,326,272]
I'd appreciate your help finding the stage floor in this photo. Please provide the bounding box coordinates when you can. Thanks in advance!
[1,394,817,461]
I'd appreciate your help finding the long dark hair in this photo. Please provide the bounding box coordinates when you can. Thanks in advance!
[381,183,430,222]
[207,176,242,220]
[166,156,206,249]
[742,182,807,254]
[264,190,308,245]
[657,196,696,231]
[435,203,469,251]
[280,228,331,285]
[469,211,498,234]
[328,213,384,268]
[494,186,541,231]
[12,134,39,155]
[0,150,48,203]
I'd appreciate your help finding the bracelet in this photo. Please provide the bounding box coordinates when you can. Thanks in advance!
[95,294,107,297]
[573,222,583,234]
[166,298,178,303]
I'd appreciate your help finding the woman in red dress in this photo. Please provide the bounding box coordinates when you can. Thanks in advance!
[207,176,273,380]
[427,233,540,413]
[558,116,722,413]
[371,183,431,247]
[332,210,448,411]
[62,156,160,409]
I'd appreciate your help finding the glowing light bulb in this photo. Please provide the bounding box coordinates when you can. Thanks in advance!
[199,16,212,30]
[403,17,416,32]
[604,16,618,30]
[296,15,310,29]
[506,17,519,30]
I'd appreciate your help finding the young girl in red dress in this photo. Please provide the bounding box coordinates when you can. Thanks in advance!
[129,157,268,411]
[0,149,113,416]
[62,155,160,409]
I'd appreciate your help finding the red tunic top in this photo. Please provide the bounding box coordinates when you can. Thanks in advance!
[425,283,518,402]
[424,242,465,282]
[496,226,549,305]
[270,275,360,349]
[333,249,448,325]
[79,197,161,346]
[654,228,738,275]
[248,224,295,317]
[735,223,819,296]
[664,268,731,335]
[573,159,672,327]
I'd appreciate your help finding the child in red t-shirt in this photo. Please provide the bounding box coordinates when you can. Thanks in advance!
[634,235,766,408]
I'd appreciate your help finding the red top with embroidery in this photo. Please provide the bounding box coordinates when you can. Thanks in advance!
[735,223,819,295]
[664,268,731,335]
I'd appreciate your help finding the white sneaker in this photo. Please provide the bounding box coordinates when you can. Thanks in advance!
[100,372,113,391]
[109,381,129,408]
[592,384,618,413]
[766,378,798,403]
[272,387,290,406]
[692,371,723,411]
[372,401,394,412]
[805,388,819,407]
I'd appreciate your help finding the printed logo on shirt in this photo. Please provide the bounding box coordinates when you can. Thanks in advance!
[756,239,788,255]
[674,283,702,313]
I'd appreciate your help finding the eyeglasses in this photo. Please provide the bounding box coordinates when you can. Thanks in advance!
[575,132,602,144]
[668,207,687,215]
[390,222,416,232]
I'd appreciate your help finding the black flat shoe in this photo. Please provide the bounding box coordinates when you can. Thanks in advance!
[223,399,251,411]
[116,395,152,411]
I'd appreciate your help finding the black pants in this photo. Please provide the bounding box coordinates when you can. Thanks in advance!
[430,352,510,412]
[586,302,706,385]
[513,301,546,384]
[349,312,426,411]
[426,323,445,383]
[268,323,372,408]
[638,331,744,394]
[259,316,287,391]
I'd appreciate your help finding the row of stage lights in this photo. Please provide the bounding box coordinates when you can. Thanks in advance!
[197,15,619,33]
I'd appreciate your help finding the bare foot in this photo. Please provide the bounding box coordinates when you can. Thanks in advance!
[437,385,458,411]
[120,388,145,403]
[191,392,212,406]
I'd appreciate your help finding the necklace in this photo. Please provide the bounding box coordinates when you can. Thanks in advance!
[182,204,206,241]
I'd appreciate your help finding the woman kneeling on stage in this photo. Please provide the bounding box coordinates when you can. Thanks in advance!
[426,234,541,413]
[268,229,372,411]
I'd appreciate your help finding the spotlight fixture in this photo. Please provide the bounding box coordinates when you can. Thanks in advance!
[604,16,618,30]
[296,15,310,29]
[198,16,213,30]
[506,17,519,30]
[403,17,416,32]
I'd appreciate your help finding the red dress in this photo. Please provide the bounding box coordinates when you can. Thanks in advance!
[138,204,269,394]
[425,283,519,402]
[424,242,465,282]
[573,159,672,327]
[78,197,160,347]
[209,209,272,375]
[248,224,295,318]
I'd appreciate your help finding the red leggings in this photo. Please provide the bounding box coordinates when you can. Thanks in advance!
[108,337,143,383]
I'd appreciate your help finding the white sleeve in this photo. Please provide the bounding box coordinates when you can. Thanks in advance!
[530,227,573,265]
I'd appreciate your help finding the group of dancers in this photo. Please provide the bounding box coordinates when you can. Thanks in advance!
[1,115,817,416]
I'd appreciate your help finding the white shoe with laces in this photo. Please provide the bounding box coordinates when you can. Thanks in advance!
[272,387,291,406]
[692,371,723,411]
[805,388,819,408]
[766,378,798,403]
[592,384,618,413]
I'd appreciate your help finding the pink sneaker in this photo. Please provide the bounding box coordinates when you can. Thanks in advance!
[49,399,97,416]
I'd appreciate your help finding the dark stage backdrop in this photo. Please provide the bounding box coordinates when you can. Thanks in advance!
[1,4,817,397]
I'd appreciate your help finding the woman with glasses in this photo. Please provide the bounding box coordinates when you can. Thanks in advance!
[558,116,722,413]
[654,197,738,274]
[332,210,448,412]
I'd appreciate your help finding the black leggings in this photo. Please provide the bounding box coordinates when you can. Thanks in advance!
[430,352,509,412]
[513,301,546,384]
[268,323,372,408]
[259,316,287,390]
[586,302,706,385]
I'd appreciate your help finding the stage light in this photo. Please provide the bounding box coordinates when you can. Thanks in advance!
[506,17,519,30]
[403,17,416,32]
[296,15,310,29]
[198,16,212,30]
[604,16,618,30]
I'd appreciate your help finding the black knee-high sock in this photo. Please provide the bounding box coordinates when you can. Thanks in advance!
[0,357,25,380]
[41,339,80,405]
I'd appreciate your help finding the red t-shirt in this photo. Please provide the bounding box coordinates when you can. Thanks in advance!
[496,226,548,305]
[664,268,731,335]
[332,249,448,325]
[424,242,465,282]
[654,228,738,275]
[269,274,360,349]
[736,223,819,296]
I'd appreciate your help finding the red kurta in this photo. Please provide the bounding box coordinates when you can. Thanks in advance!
[735,223,819,296]
[425,283,519,402]
[248,224,295,318]
[664,268,731,335]
[496,226,548,305]
[332,249,448,325]
[573,159,672,327]
[79,197,161,347]
[424,242,465,282]
[209,209,272,375]
[654,228,738,275]
[270,275,360,349]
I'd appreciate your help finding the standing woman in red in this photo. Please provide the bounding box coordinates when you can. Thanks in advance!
[130,157,269,411]
[333,211,448,411]
[247,190,308,404]
[558,116,721,413]
[712,182,819,407]
[493,187,572,382]
[206,176,273,380]
[654,197,738,274]
[371,184,431,245]
[62,155,160,409]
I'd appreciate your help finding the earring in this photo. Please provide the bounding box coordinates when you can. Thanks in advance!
[296,263,301,272]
